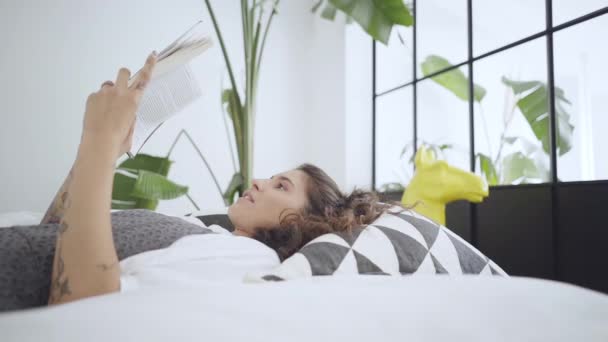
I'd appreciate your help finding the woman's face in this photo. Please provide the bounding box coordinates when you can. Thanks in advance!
[228,169,310,236]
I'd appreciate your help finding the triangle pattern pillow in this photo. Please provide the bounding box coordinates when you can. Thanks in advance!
[244,207,507,282]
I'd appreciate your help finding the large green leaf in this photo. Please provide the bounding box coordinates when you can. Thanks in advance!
[111,199,138,210]
[421,55,486,102]
[501,77,574,156]
[501,152,540,184]
[477,153,498,186]
[134,199,159,210]
[130,170,189,201]
[222,88,244,158]
[112,153,185,210]
[117,154,172,176]
[111,171,166,210]
[321,2,338,20]
[112,172,137,202]
[502,136,550,182]
[321,0,413,44]
[504,136,540,157]
[112,170,141,210]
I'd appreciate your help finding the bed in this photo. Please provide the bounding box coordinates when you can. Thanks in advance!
[0,275,607,341]
[1,211,606,341]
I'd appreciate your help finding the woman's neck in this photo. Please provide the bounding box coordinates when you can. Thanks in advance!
[232,228,253,237]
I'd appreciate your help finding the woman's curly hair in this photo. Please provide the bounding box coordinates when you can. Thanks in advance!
[251,163,406,261]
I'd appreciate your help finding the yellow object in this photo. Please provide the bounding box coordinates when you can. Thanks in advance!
[401,146,489,225]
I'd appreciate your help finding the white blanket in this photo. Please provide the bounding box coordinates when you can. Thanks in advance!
[1,275,606,342]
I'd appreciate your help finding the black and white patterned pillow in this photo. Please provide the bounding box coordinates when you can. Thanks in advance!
[245,207,507,282]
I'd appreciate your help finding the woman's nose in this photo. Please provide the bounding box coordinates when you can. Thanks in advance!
[252,179,262,191]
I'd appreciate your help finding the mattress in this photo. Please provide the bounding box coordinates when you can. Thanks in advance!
[0,275,606,341]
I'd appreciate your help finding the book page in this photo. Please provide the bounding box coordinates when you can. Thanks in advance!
[130,65,202,155]
[126,21,211,156]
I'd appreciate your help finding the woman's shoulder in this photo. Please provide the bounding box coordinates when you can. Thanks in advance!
[179,216,232,235]
[182,207,234,233]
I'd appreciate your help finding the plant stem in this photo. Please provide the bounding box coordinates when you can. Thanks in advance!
[477,103,494,158]
[221,95,238,174]
[494,98,518,166]
[256,0,279,80]
[242,0,250,71]
[166,129,224,201]
[185,193,200,211]
[204,0,243,108]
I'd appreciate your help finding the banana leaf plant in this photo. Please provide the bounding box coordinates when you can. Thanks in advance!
[203,0,281,205]
[313,0,413,44]
[111,127,234,210]
[419,55,574,185]
[111,154,190,210]
[202,0,415,205]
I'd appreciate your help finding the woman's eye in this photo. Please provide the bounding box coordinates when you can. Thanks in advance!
[278,183,285,190]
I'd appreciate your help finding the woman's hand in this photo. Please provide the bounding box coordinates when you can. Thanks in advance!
[80,52,157,160]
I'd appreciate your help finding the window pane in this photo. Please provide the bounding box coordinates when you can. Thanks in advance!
[473,0,545,56]
[554,15,608,181]
[417,67,470,172]
[375,87,414,190]
[553,0,608,25]
[417,0,467,77]
[376,26,414,94]
[473,37,550,185]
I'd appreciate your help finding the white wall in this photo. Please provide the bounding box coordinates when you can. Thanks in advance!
[344,23,373,191]
[0,0,349,215]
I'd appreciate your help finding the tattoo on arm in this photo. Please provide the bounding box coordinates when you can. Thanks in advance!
[96,261,119,272]
[41,169,74,225]
[48,190,73,304]
[49,239,72,303]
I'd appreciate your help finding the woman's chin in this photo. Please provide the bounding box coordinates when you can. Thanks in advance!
[236,197,254,205]
[228,199,251,216]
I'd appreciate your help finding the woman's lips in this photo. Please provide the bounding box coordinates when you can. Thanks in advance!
[242,191,255,203]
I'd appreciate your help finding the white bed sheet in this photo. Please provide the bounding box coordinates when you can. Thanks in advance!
[0,275,606,342]
[0,211,43,228]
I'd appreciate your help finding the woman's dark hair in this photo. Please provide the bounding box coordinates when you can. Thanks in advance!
[251,163,406,261]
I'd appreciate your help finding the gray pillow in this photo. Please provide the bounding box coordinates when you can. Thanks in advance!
[0,209,212,312]
[245,207,507,282]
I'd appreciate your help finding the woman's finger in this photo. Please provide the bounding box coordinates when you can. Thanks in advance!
[131,52,157,95]
[100,80,114,89]
[115,67,131,89]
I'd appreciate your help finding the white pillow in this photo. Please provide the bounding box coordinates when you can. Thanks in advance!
[245,206,507,282]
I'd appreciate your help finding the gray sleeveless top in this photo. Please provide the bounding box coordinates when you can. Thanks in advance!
[0,209,213,312]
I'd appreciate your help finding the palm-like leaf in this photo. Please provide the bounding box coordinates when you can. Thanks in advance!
[421,55,486,102]
[477,153,498,186]
[117,154,172,176]
[131,170,188,200]
[111,154,188,210]
[315,0,413,44]
[501,77,574,156]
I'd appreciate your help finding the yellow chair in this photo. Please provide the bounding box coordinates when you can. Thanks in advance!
[401,147,489,225]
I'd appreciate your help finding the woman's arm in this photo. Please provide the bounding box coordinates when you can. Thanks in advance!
[40,167,74,225]
[48,52,157,305]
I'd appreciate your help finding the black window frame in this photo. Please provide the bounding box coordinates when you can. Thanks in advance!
[372,1,608,190]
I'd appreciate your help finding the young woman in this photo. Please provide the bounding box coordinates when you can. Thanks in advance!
[41,52,394,306]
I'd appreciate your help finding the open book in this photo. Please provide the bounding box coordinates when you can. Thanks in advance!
[126,21,212,157]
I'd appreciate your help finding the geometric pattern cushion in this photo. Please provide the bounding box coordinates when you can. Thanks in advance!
[244,207,508,282]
